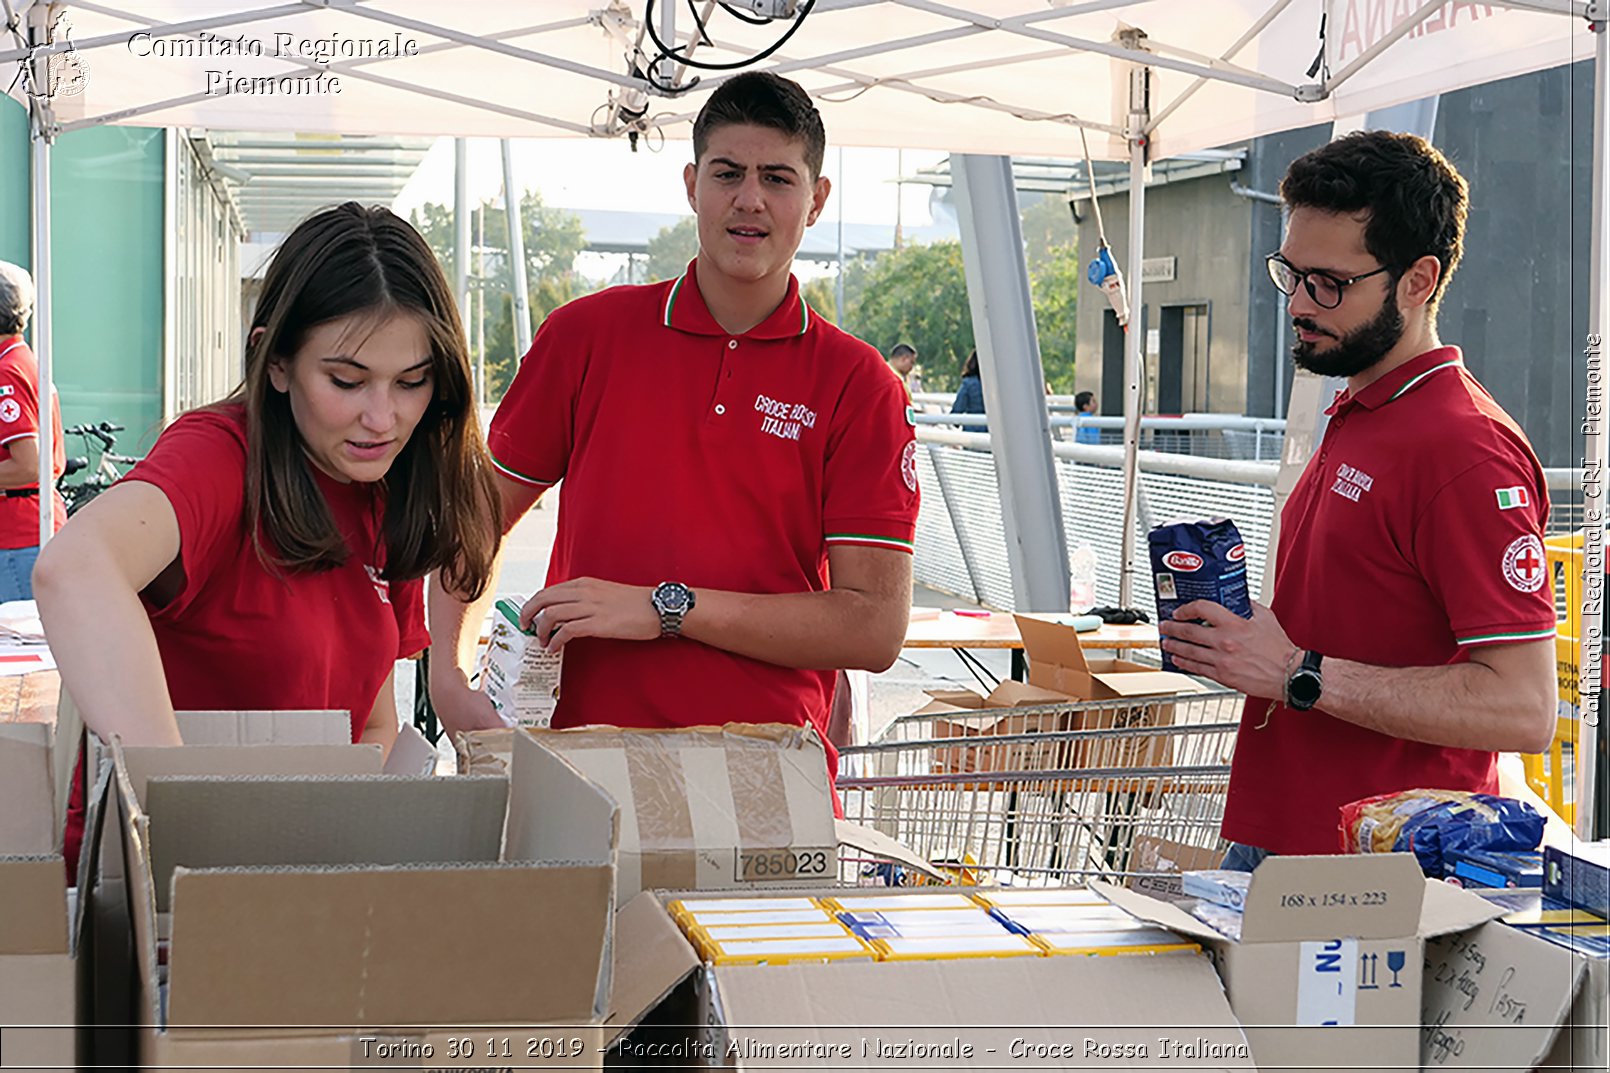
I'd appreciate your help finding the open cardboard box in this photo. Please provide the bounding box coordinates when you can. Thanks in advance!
[624,886,1254,1071]
[0,722,75,1070]
[1095,854,1516,1073]
[925,616,1205,780]
[98,732,694,1069]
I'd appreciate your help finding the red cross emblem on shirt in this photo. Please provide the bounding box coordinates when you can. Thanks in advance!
[1513,544,1542,584]
[1502,535,1547,594]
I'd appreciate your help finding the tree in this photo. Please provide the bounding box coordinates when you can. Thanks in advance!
[842,241,974,391]
[410,190,592,400]
[1031,244,1080,393]
[644,217,699,282]
[1019,191,1080,276]
[800,276,838,323]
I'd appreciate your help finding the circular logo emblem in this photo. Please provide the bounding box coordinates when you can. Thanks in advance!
[0,399,19,424]
[1501,534,1546,593]
[900,440,918,492]
[1227,543,1247,563]
[1162,550,1204,572]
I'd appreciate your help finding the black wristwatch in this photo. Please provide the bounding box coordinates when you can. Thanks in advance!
[1285,650,1324,711]
[651,581,696,637]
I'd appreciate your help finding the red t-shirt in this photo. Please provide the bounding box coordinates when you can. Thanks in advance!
[0,337,66,548]
[1222,347,1557,854]
[487,261,919,767]
[124,405,428,741]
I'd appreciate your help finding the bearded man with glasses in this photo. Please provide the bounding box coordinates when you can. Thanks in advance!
[1159,131,1557,867]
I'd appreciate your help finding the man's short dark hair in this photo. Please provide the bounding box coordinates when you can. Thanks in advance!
[1075,391,1095,410]
[693,71,825,180]
[1280,131,1468,308]
[890,343,917,359]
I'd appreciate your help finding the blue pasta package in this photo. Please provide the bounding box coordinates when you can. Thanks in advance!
[1149,519,1252,671]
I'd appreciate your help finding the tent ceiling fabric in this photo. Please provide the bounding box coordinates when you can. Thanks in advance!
[4,1,1591,161]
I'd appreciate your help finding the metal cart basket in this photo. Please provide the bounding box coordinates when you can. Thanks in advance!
[838,689,1244,886]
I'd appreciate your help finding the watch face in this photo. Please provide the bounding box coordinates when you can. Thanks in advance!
[657,584,689,612]
[1289,671,1322,707]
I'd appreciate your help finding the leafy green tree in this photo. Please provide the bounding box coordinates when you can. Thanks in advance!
[842,241,974,390]
[644,217,699,282]
[800,277,838,323]
[1019,192,1079,276]
[1031,244,1080,393]
[410,190,591,400]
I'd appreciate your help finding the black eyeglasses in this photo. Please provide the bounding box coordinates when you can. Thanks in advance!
[1266,253,1394,310]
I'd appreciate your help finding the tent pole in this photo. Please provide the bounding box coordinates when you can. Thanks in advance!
[1579,13,1608,841]
[951,153,1070,612]
[1117,33,1152,610]
[27,6,54,549]
[501,140,532,359]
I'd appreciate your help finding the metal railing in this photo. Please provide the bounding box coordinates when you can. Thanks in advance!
[914,426,1584,613]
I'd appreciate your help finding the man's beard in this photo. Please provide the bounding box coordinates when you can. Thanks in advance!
[1291,290,1404,378]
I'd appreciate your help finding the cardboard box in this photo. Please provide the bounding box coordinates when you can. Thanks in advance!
[1096,854,1508,1073]
[104,735,694,1069]
[0,722,75,1070]
[924,618,1203,782]
[622,888,1254,1070]
[1423,917,1588,1070]
[511,724,838,903]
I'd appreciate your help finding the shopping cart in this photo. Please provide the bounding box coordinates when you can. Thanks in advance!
[838,689,1244,887]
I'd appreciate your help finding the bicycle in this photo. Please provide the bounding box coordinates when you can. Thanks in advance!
[57,421,141,516]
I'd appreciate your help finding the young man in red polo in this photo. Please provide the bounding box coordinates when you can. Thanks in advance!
[428,73,918,783]
[1158,132,1555,864]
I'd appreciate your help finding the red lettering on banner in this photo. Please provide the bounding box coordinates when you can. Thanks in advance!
[1332,2,1497,67]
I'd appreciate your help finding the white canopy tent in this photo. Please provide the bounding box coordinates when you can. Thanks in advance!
[5,0,1604,834]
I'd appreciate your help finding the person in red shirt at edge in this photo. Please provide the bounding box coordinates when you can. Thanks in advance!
[427,72,920,800]
[0,260,67,599]
[1158,131,1556,865]
[36,203,502,880]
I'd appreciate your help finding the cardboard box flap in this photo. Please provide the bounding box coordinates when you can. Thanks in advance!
[1417,874,1509,938]
[522,723,837,853]
[0,856,67,954]
[1239,854,1425,942]
[715,956,1247,1067]
[381,722,439,777]
[0,722,54,855]
[923,689,987,709]
[833,820,949,884]
[1089,670,1208,698]
[166,862,613,1027]
[985,680,1076,708]
[174,710,351,745]
[605,892,700,1042]
[1422,919,1584,1070]
[507,728,621,865]
[1091,879,1227,943]
[119,743,383,808]
[1014,613,1093,676]
[913,698,978,719]
[143,775,508,911]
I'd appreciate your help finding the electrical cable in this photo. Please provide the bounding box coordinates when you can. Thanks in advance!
[642,0,816,73]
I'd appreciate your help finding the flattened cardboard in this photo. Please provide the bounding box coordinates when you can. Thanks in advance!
[166,863,611,1027]
[174,709,351,745]
[0,856,68,954]
[520,724,837,902]
[0,721,55,854]
[143,775,507,910]
[712,956,1251,1070]
[1421,919,1583,1069]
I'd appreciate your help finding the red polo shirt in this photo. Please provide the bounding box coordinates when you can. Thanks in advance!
[1222,346,1556,855]
[0,337,66,548]
[487,261,919,764]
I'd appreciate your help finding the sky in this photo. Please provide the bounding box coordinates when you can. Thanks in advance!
[392,136,948,229]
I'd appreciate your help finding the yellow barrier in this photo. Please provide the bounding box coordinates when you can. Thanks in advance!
[1546,531,1584,638]
[1523,535,1587,823]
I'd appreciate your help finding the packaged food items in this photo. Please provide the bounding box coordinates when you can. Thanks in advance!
[870,933,1043,960]
[1148,519,1252,671]
[1032,928,1202,957]
[1339,789,1545,875]
[972,887,1108,910]
[479,598,562,727]
[1181,869,1252,911]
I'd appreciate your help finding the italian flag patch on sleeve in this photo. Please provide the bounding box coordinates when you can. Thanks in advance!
[1494,486,1531,511]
